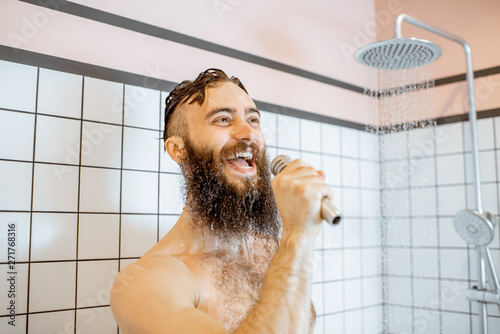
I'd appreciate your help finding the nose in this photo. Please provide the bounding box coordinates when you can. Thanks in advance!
[231,118,255,142]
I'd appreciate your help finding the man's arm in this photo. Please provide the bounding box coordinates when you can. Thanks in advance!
[110,159,329,334]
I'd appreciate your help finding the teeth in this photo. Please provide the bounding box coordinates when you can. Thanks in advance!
[227,151,253,160]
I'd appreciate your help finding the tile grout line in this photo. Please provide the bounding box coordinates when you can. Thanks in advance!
[25,66,40,334]
[432,125,444,334]
[116,83,126,334]
[73,72,86,334]
[157,91,162,243]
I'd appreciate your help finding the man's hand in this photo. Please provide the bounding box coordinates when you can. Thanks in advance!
[271,158,333,237]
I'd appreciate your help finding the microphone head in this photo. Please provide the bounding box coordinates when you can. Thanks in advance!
[271,155,294,176]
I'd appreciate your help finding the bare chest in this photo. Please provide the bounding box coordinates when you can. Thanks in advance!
[191,255,271,333]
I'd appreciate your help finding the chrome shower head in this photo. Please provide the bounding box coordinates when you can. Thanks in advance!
[355,38,442,70]
[454,210,496,246]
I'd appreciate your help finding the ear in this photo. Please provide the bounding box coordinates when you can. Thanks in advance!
[165,135,186,163]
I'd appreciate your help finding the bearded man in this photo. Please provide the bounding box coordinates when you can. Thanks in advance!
[110,69,334,334]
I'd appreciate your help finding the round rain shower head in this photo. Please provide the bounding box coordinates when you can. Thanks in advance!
[454,210,496,246]
[355,38,442,70]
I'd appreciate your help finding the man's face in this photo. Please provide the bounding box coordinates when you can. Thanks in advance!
[173,82,279,242]
[182,82,266,190]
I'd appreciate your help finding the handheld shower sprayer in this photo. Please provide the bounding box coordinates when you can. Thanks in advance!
[454,210,496,247]
[454,210,500,314]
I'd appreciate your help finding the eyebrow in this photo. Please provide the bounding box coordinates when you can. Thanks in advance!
[205,107,260,120]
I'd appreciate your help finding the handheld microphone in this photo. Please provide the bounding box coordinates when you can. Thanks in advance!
[271,155,342,225]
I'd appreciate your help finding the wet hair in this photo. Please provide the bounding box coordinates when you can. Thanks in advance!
[163,68,248,142]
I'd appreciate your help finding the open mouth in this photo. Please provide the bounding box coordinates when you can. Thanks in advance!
[224,150,256,173]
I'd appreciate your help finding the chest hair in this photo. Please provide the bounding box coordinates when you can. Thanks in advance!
[201,253,271,332]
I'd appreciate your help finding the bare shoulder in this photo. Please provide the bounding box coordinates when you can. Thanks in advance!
[110,255,205,333]
[111,254,197,294]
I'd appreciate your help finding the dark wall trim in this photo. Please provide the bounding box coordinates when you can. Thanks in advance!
[0,44,365,130]
[0,45,179,92]
[254,101,366,130]
[435,66,500,87]
[18,0,365,95]
[436,107,500,125]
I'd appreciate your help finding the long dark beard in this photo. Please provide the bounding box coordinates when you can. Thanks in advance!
[179,138,280,245]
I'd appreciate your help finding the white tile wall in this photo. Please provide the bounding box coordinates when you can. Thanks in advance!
[436,123,463,155]
[159,173,184,214]
[29,262,76,312]
[0,60,37,112]
[260,110,277,147]
[124,85,161,130]
[121,170,158,213]
[120,214,158,257]
[436,154,465,185]
[35,115,82,164]
[28,310,74,334]
[341,127,360,158]
[410,157,436,187]
[438,186,466,216]
[76,307,117,334]
[122,127,160,171]
[324,281,344,313]
[78,214,120,259]
[277,114,300,149]
[32,163,79,211]
[77,260,118,307]
[322,123,341,156]
[342,158,360,188]
[382,131,407,161]
[379,304,405,334]
[0,161,32,210]
[324,313,344,334]
[79,167,121,212]
[381,118,500,334]
[0,110,35,161]
[83,77,123,125]
[38,68,83,118]
[81,121,122,168]
[359,131,379,161]
[323,155,341,186]
[301,119,321,153]
[411,187,437,216]
[31,213,77,261]
[412,218,438,247]
[344,309,362,333]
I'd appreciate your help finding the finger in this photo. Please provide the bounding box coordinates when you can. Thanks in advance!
[278,159,315,175]
[323,187,335,201]
[319,184,334,200]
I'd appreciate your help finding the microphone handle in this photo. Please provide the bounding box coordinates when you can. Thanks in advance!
[271,155,342,225]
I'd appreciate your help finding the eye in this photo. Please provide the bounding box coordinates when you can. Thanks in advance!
[213,116,231,125]
[248,117,260,125]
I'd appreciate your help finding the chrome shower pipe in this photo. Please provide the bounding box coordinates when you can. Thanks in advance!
[394,14,482,213]
[394,14,488,333]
